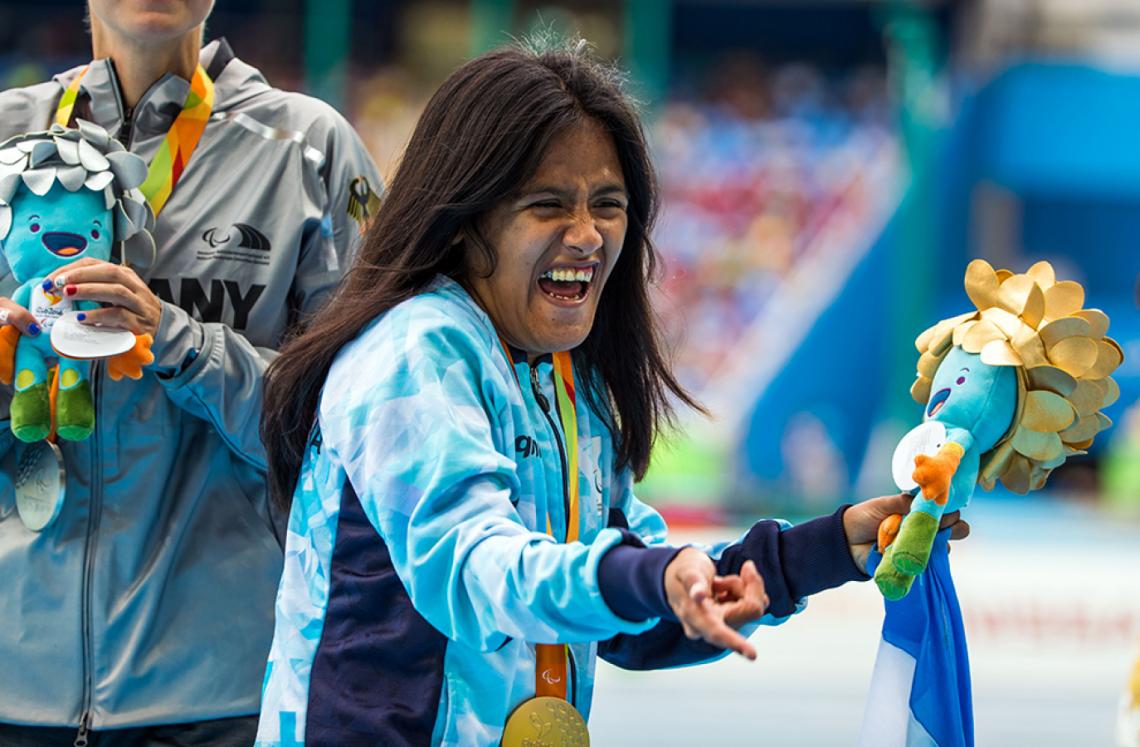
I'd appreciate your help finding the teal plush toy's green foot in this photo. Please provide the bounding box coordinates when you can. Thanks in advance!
[874,545,916,601]
[891,511,939,576]
[55,384,94,441]
[11,383,51,442]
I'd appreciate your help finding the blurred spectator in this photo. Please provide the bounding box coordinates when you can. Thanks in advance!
[651,56,893,390]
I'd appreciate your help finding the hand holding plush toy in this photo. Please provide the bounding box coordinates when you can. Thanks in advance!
[875,259,1123,600]
[0,122,155,442]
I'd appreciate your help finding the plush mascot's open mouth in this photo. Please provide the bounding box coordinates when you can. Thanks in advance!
[927,388,951,418]
[43,232,87,257]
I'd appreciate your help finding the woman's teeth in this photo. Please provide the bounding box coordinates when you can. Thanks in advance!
[540,267,594,283]
[537,266,595,301]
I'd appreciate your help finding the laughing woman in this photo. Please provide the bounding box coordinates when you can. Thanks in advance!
[256,40,951,747]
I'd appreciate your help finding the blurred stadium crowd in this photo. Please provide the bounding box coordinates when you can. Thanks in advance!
[2,0,1137,511]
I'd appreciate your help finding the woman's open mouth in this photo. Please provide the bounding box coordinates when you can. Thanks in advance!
[537,263,598,304]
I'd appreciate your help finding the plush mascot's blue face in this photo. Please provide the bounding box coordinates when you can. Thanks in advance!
[924,345,1018,454]
[2,182,113,282]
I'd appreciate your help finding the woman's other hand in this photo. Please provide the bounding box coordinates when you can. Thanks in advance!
[47,258,162,336]
[664,549,768,660]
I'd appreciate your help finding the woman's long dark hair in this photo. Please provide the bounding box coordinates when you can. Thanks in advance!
[262,38,702,508]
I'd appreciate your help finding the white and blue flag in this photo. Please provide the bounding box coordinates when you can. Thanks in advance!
[859,528,973,747]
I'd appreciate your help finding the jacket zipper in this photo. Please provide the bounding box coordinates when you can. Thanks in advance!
[73,713,89,747]
[75,60,134,743]
[527,363,578,707]
[118,106,134,148]
[76,363,102,746]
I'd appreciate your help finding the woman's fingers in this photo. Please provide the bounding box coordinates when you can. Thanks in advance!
[877,492,916,517]
[685,572,710,605]
[845,493,915,546]
[665,550,760,660]
[722,561,768,623]
[700,618,757,660]
[46,257,137,288]
[939,511,970,540]
[678,562,766,658]
[73,306,143,334]
[0,297,40,336]
[38,261,162,336]
[709,562,770,624]
[63,281,148,316]
[679,595,757,660]
[711,573,744,602]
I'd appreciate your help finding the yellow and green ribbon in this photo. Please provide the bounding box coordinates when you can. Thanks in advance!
[497,342,582,703]
[550,351,579,541]
[53,67,87,128]
[55,64,214,217]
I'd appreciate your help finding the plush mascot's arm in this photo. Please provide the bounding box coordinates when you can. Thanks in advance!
[0,282,35,385]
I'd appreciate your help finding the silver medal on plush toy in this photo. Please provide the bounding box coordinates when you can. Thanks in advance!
[891,421,946,492]
[15,440,66,531]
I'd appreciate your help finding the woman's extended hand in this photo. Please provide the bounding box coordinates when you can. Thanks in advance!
[663,548,768,660]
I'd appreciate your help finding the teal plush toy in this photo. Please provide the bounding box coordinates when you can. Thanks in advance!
[0,122,156,442]
[874,259,1123,600]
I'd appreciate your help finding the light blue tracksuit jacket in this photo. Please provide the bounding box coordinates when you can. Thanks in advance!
[256,276,812,746]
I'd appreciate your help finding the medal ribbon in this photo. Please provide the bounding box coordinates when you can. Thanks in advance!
[54,67,87,128]
[54,64,215,216]
[497,341,579,701]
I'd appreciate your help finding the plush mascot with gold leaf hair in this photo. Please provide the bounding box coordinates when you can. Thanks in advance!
[875,259,1122,600]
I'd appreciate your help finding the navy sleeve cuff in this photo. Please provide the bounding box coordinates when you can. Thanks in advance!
[714,505,866,618]
[597,530,682,622]
[779,505,868,602]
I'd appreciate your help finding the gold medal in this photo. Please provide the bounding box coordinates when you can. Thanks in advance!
[501,696,589,747]
[15,440,66,531]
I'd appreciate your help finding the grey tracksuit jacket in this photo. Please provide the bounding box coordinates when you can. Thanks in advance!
[0,39,381,730]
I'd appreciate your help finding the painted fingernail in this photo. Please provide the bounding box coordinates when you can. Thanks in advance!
[77,313,86,322]
[42,280,53,292]
[27,323,40,337]
[54,275,67,288]
[65,284,77,296]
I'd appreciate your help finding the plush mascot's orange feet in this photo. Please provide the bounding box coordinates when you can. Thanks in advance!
[0,325,20,385]
[877,513,903,551]
[107,334,154,381]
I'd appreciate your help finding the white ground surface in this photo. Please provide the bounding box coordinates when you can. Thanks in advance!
[588,497,1140,746]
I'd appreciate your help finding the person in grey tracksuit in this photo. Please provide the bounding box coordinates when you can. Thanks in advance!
[0,14,381,746]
